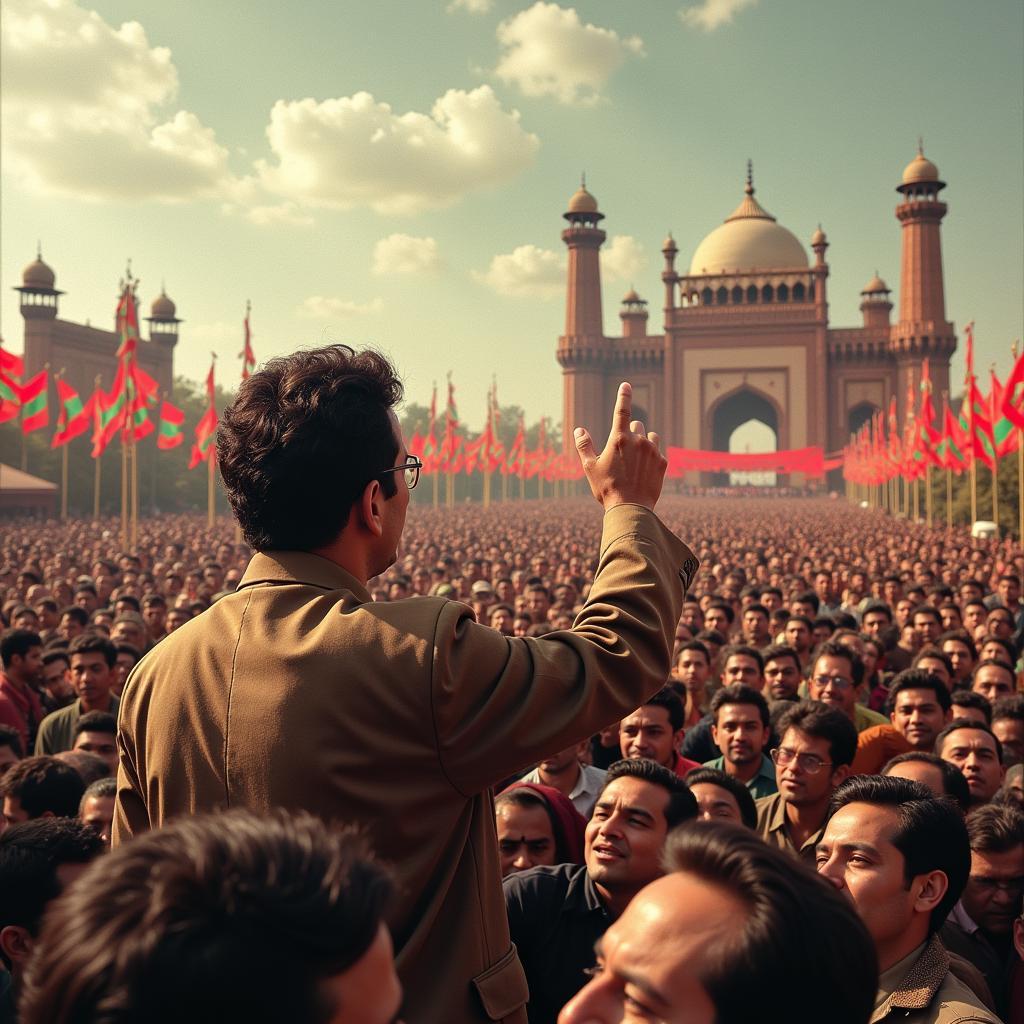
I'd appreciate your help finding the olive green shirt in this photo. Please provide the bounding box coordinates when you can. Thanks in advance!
[755,791,825,863]
[35,696,120,756]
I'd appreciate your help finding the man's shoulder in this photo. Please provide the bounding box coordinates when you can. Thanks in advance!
[38,701,76,731]
[855,704,889,731]
[755,791,783,827]
[928,970,1001,1023]
[503,863,586,906]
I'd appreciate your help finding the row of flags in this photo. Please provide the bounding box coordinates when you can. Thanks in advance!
[843,325,1024,486]
[0,279,253,472]
[407,377,583,482]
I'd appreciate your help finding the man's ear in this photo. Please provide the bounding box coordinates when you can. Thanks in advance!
[357,479,385,539]
[912,870,949,917]
[831,764,850,787]
[0,924,33,970]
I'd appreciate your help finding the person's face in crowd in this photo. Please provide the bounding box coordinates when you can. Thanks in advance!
[784,619,811,654]
[998,577,1022,607]
[992,717,1024,767]
[73,730,118,774]
[496,801,556,877]
[202,565,224,591]
[166,608,191,633]
[81,793,116,847]
[1,793,31,832]
[585,776,671,897]
[790,599,816,621]
[0,744,19,775]
[12,609,40,632]
[808,653,857,721]
[951,701,990,726]
[942,639,975,684]
[914,656,952,691]
[938,728,1005,806]
[963,603,988,636]
[674,649,710,694]
[33,602,58,631]
[817,802,944,966]
[760,590,782,614]
[679,602,703,633]
[741,610,769,646]
[774,727,846,808]
[890,687,950,750]
[861,610,891,640]
[512,616,532,638]
[883,579,903,605]
[688,781,744,825]
[143,602,166,636]
[861,641,882,681]
[940,605,963,631]
[558,872,725,1024]
[495,580,515,604]
[895,599,915,630]
[978,640,1013,668]
[75,590,98,614]
[884,759,952,800]
[764,656,801,702]
[912,612,941,646]
[703,607,731,637]
[70,651,115,708]
[619,707,682,770]
[59,611,84,642]
[113,652,137,690]
[526,590,550,624]
[539,742,585,778]
[960,842,1024,938]
[986,609,1015,641]
[972,663,1015,704]
[720,653,763,690]
[712,703,769,768]
[8,643,43,688]
[319,923,404,1024]
[489,607,514,636]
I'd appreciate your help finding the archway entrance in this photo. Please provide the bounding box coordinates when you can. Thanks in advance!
[710,388,780,486]
[848,401,878,436]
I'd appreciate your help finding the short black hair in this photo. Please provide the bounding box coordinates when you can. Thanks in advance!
[950,689,993,725]
[827,775,969,934]
[793,590,821,613]
[885,669,953,716]
[0,724,23,760]
[939,629,977,660]
[640,686,686,732]
[695,628,727,648]
[0,756,85,819]
[977,635,1016,666]
[882,751,971,814]
[40,648,70,669]
[813,639,865,688]
[706,601,735,624]
[662,822,876,1024]
[912,603,941,624]
[73,711,117,738]
[973,658,1016,687]
[0,818,102,967]
[676,640,710,664]
[935,719,1003,763]
[777,700,858,767]
[684,767,758,829]
[19,810,393,1024]
[603,758,698,829]
[219,345,404,551]
[0,629,41,668]
[861,601,893,623]
[58,606,89,627]
[912,646,954,676]
[993,694,1024,724]
[68,633,117,668]
[710,684,770,728]
[965,803,1024,853]
[721,644,764,673]
[761,643,801,672]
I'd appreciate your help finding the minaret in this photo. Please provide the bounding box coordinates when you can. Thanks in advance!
[619,288,648,338]
[859,273,892,331]
[145,286,181,398]
[14,246,62,379]
[893,144,955,417]
[558,178,607,451]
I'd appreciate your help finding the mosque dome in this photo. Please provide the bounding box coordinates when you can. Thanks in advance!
[566,184,599,214]
[150,289,177,319]
[22,253,56,291]
[621,287,644,304]
[861,273,889,295]
[662,233,678,252]
[902,148,940,186]
[689,171,808,275]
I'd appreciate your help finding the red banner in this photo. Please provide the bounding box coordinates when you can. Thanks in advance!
[666,446,828,477]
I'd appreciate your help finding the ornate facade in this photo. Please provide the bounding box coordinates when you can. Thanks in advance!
[557,149,956,483]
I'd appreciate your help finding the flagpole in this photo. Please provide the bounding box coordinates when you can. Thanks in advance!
[208,452,216,528]
[130,431,139,549]
[92,375,103,519]
[120,433,128,549]
[946,467,953,531]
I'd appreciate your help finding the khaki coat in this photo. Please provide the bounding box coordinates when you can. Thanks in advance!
[113,504,696,1024]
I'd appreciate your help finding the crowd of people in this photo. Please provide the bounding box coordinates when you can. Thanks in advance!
[0,345,1022,1023]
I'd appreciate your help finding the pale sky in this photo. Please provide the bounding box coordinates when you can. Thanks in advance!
[2,0,1022,439]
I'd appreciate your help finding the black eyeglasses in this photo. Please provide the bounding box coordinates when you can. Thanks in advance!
[379,455,422,490]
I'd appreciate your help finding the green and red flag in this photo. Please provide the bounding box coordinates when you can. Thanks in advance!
[439,375,461,471]
[239,301,256,380]
[936,397,968,472]
[988,369,1017,458]
[115,279,141,360]
[18,369,49,433]
[92,369,128,457]
[919,358,940,444]
[1002,346,1024,430]
[0,368,19,424]
[156,400,185,450]
[188,360,218,469]
[51,379,94,447]
[0,345,24,379]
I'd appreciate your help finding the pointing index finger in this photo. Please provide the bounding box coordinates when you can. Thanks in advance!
[612,382,632,434]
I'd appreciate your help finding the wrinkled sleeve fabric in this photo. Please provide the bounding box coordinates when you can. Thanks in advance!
[430,504,697,794]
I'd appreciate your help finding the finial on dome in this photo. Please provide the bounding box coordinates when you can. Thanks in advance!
[745,159,754,196]
[917,136,924,156]
[36,240,42,260]
[581,171,586,188]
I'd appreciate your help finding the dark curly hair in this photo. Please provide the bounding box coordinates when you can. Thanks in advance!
[218,345,404,551]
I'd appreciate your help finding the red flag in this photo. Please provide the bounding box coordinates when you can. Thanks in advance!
[919,358,939,443]
[188,359,218,469]
[18,370,48,433]
[156,400,186,450]
[1002,347,1024,430]
[51,379,93,447]
[0,345,24,379]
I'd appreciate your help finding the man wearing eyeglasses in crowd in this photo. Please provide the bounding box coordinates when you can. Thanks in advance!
[754,700,858,863]
[112,346,697,1024]
[807,640,888,733]
[940,803,1024,1020]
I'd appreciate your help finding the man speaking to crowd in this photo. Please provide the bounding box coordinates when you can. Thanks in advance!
[112,345,697,1024]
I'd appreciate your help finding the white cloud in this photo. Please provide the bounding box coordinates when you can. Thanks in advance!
[241,202,315,227]
[679,0,758,31]
[447,0,493,12]
[257,86,539,215]
[494,2,644,105]
[297,296,384,319]
[372,234,442,275]
[0,0,236,201]
[473,244,565,298]
[601,235,646,282]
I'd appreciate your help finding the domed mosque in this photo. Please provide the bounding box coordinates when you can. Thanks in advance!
[556,150,957,485]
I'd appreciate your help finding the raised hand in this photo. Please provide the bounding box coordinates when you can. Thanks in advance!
[573,382,668,511]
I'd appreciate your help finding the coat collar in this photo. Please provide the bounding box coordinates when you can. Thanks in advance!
[238,551,372,604]
[871,935,948,1022]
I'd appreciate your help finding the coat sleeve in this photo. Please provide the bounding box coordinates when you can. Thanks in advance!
[429,504,697,795]
[111,694,150,846]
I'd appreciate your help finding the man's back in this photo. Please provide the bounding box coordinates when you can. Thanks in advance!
[116,506,693,1024]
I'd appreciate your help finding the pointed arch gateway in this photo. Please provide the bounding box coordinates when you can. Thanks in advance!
[706,385,783,486]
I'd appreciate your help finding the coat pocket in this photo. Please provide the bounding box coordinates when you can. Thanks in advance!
[472,944,530,1021]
